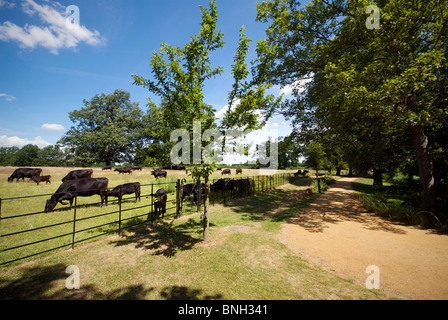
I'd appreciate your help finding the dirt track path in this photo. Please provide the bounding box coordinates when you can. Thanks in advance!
[280,177,448,300]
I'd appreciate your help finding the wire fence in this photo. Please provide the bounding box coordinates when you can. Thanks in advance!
[0,173,294,267]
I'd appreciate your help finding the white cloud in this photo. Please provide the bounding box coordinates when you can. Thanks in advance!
[0,135,51,148]
[0,0,105,54]
[41,123,65,131]
[0,93,16,101]
[0,0,15,9]
[214,98,240,119]
[279,75,314,96]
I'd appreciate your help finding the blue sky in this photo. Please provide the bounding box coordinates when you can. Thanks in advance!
[0,0,299,149]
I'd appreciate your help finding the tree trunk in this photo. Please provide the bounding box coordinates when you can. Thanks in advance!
[373,168,383,188]
[336,167,341,176]
[203,176,210,242]
[410,124,435,212]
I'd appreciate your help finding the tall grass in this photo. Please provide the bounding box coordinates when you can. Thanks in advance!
[353,178,418,225]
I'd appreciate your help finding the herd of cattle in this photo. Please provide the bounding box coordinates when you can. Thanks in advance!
[5,167,253,215]
[6,167,305,216]
[6,168,165,214]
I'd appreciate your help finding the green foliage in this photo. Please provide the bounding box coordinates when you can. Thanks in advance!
[253,0,448,214]
[132,1,226,166]
[0,145,67,167]
[132,0,223,130]
[0,147,19,166]
[188,162,216,183]
[59,89,143,166]
[303,140,326,175]
[221,26,282,131]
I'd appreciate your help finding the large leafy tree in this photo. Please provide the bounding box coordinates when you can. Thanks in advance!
[59,89,143,166]
[253,0,448,212]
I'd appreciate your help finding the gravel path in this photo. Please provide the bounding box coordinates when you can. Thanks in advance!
[280,177,448,300]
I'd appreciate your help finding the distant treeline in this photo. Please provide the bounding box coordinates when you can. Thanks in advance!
[0,144,306,170]
[0,145,67,167]
[0,144,143,168]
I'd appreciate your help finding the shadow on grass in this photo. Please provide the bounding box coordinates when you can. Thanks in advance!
[226,186,317,225]
[287,176,312,187]
[110,218,210,257]
[0,262,221,300]
[160,285,223,300]
[227,189,289,222]
[0,263,67,299]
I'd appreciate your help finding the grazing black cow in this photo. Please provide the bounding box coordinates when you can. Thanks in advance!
[182,182,205,204]
[216,168,222,171]
[152,188,168,219]
[62,169,93,182]
[32,175,51,185]
[294,169,309,177]
[181,183,196,202]
[221,169,231,175]
[8,168,42,182]
[210,178,230,192]
[102,165,113,170]
[236,178,253,194]
[107,182,141,204]
[114,167,132,174]
[226,179,238,191]
[131,166,142,171]
[236,168,242,174]
[44,177,109,212]
[151,169,167,179]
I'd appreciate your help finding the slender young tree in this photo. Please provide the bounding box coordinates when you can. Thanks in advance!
[132,0,225,240]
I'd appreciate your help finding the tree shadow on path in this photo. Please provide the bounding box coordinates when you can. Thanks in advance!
[287,178,408,234]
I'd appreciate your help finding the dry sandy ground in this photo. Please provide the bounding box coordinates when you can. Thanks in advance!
[280,177,448,300]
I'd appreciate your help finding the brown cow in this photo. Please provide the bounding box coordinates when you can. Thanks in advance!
[32,175,51,185]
